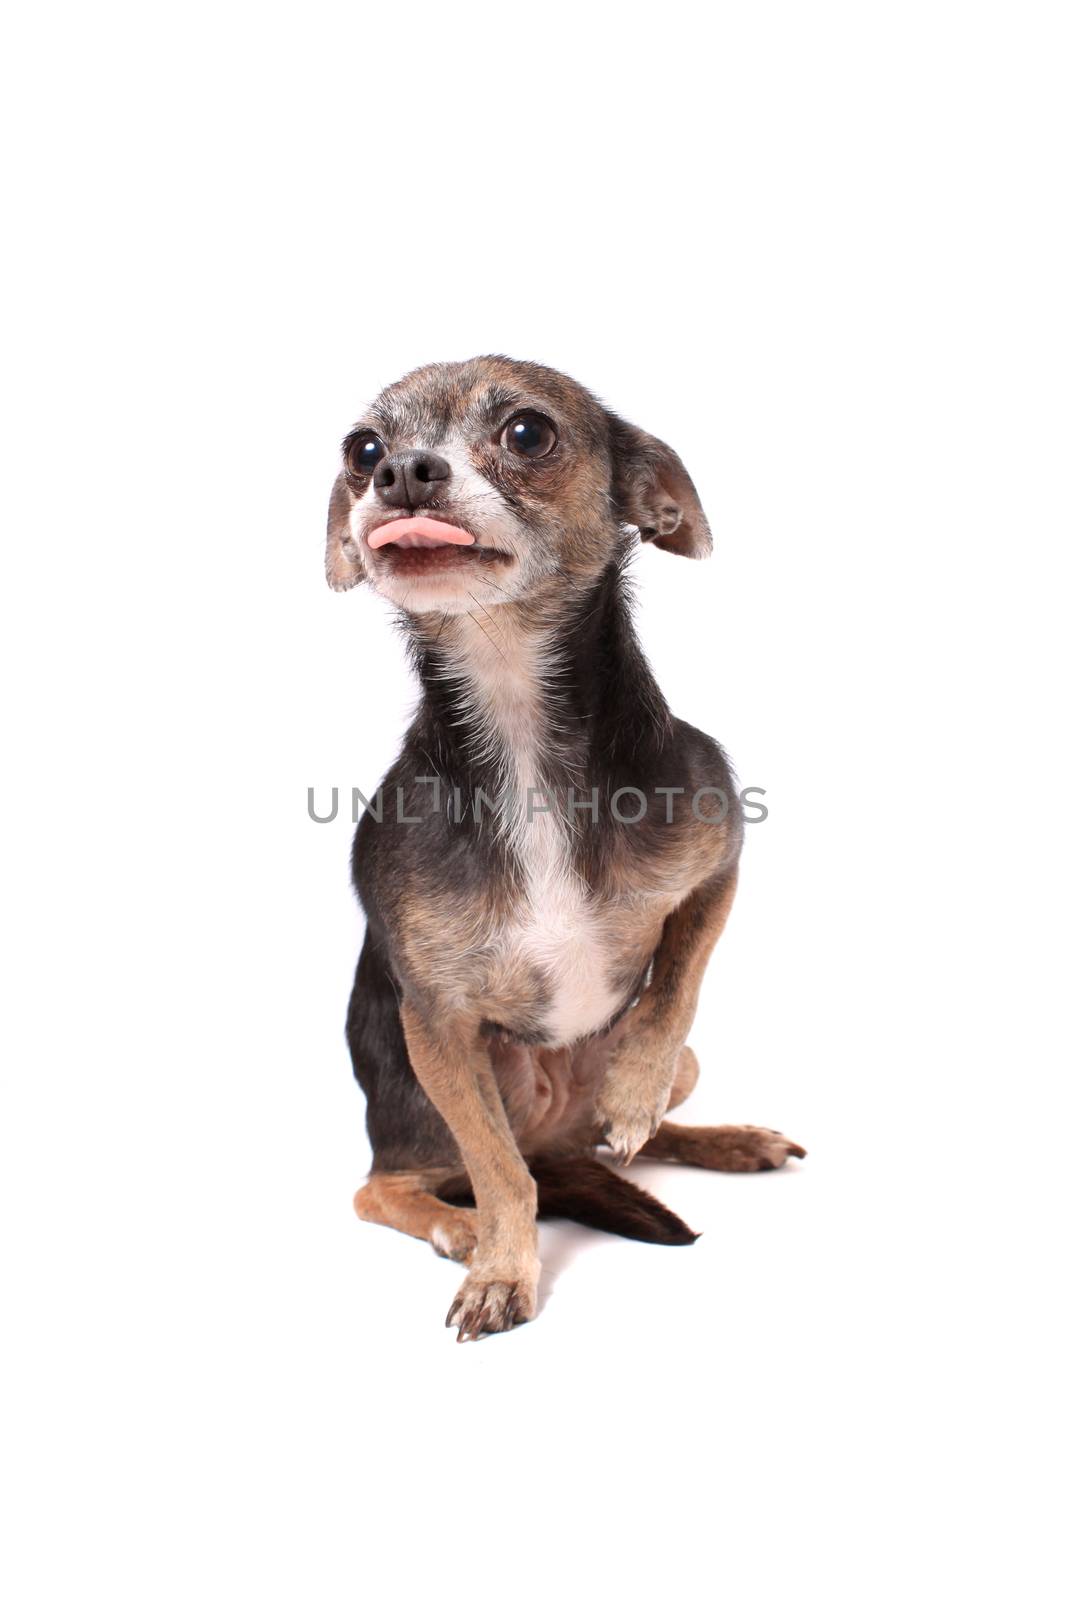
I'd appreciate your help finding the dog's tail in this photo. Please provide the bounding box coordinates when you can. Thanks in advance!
[528,1154,698,1245]
[438,1155,697,1245]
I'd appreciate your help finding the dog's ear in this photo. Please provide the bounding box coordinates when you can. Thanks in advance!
[325,473,364,590]
[610,418,711,558]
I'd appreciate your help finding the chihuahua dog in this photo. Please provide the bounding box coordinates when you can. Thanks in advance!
[326,356,804,1340]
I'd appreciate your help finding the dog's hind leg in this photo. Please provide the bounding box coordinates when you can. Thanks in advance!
[667,1045,700,1110]
[644,1045,805,1167]
[355,1171,479,1263]
[638,1122,806,1172]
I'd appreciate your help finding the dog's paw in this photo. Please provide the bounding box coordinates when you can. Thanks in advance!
[697,1125,806,1172]
[445,1271,538,1342]
[726,1126,807,1171]
[595,1073,672,1166]
[429,1214,479,1264]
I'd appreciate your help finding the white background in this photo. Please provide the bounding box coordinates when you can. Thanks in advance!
[2,2,1064,1595]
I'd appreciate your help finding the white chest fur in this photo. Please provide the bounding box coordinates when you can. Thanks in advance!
[447,618,626,1045]
[508,787,624,1045]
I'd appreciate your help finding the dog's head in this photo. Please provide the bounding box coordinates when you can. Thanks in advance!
[326,356,710,614]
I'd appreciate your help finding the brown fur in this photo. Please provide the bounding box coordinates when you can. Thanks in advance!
[331,358,804,1339]
[594,869,740,1162]
[399,1003,540,1338]
[355,1170,479,1262]
[640,1124,808,1172]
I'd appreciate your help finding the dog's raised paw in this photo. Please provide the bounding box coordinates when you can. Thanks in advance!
[596,1076,672,1166]
[445,1274,537,1342]
[601,1114,660,1167]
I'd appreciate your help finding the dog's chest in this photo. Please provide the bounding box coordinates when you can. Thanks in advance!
[457,625,627,1045]
[499,802,623,1045]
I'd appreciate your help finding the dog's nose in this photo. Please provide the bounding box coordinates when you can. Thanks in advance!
[373,449,452,510]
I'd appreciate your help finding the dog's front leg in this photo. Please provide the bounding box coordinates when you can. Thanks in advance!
[401,1002,539,1340]
[596,867,739,1164]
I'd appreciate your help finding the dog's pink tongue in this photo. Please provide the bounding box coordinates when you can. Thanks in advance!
[368,517,476,550]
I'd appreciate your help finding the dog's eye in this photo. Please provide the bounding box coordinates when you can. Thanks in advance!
[345,432,387,477]
[501,411,557,459]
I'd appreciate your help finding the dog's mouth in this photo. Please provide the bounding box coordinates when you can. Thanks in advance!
[367,516,511,579]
